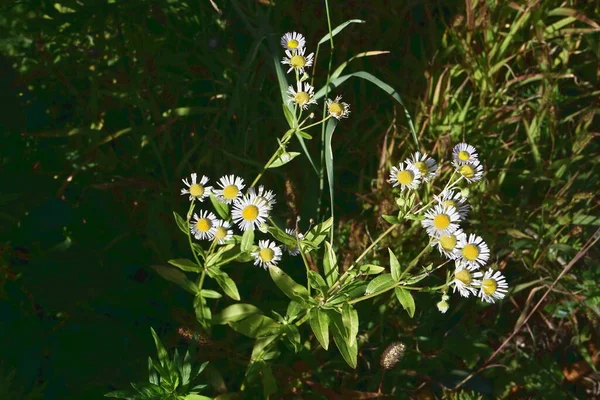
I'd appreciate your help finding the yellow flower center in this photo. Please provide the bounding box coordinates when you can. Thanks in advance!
[259,247,274,262]
[242,205,259,221]
[215,226,227,240]
[290,55,306,68]
[439,234,457,251]
[433,214,451,229]
[459,164,475,179]
[455,269,472,285]
[462,244,479,261]
[222,184,239,200]
[328,102,343,116]
[442,199,457,209]
[481,278,497,295]
[414,161,428,177]
[287,39,299,49]
[196,218,212,232]
[295,92,310,105]
[396,170,414,186]
[189,183,204,197]
[458,150,470,161]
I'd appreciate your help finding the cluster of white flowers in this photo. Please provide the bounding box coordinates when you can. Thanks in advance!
[181,173,301,269]
[388,143,508,305]
[280,32,350,120]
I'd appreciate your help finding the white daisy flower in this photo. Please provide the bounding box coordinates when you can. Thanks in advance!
[421,204,461,237]
[450,262,483,298]
[431,228,466,259]
[252,239,282,269]
[213,219,233,244]
[181,173,211,202]
[453,159,483,183]
[456,233,490,268]
[434,190,469,218]
[284,228,304,256]
[478,269,509,303]
[248,185,276,210]
[231,192,270,231]
[388,162,422,191]
[326,96,350,119]
[287,81,317,110]
[281,47,314,75]
[452,143,479,165]
[280,32,306,51]
[214,175,245,204]
[406,152,437,182]
[190,210,217,241]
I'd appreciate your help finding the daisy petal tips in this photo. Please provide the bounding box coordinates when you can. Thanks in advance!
[281,47,314,75]
[181,173,211,202]
[252,239,282,269]
[281,32,306,51]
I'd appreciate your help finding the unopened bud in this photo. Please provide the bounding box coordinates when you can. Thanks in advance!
[380,342,406,370]
[437,300,449,314]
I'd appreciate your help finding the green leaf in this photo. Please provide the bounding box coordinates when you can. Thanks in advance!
[241,228,254,252]
[281,324,302,353]
[307,270,328,294]
[282,104,296,128]
[365,273,395,295]
[324,118,338,243]
[328,311,358,368]
[286,301,304,321]
[389,249,401,282]
[303,217,333,251]
[331,51,390,80]
[259,362,277,398]
[359,264,385,275]
[150,328,170,369]
[150,265,198,295]
[323,242,340,287]
[212,270,240,301]
[313,71,418,148]
[309,308,330,350]
[267,224,297,247]
[168,258,202,273]
[269,265,309,304]
[173,211,189,235]
[342,303,359,347]
[228,315,280,338]
[296,130,313,139]
[209,194,229,220]
[205,244,240,269]
[194,295,212,329]
[183,395,212,400]
[213,304,263,325]
[268,151,301,168]
[317,19,365,45]
[382,214,401,224]
[395,287,416,318]
[199,289,222,299]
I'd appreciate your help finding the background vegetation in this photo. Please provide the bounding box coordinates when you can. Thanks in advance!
[1,0,598,398]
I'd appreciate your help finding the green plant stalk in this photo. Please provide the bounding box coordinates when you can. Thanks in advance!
[250,130,296,188]
[186,201,208,322]
[328,224,398,294]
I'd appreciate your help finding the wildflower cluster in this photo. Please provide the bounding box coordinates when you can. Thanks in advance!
[388,143,508,308]
[280,32,350,120]
[181,173,299,269]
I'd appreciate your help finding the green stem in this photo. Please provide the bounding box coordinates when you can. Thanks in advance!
[250,132,294,188]
[328,224,398,294]
[295,311,311,326]
[299,115,332,131]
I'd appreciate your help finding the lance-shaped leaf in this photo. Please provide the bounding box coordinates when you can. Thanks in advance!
[173,211,189,235]
[395,287,416,318]
[240,228,254,252]
[228,314,280,338]
[389,249,401,282]
[342,303,359,347]
[269,265,309,304]
[302,217,333,251]
[317,19,365,45]
[328,310,358,368]
[213,270,240,301]
[150,265,198,295]
[309,308,330,350]
[323,242,339,287]
[268,151,300,168]
[168,258,202,273]
[365,273,395,295]
[209,194,229,220]
[213,304,262,325]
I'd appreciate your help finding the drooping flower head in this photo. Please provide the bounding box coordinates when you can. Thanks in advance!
[247,185,277,210]
[287,81,317,110]
[181,173,211,202]
[214,175,245,204]
[388,162,422,191]
[326,96,350,119]
[422,204,461,237]
[478,268,508,303]
[282,47,314,75]
[406,152,437,182]
[252,239,282,269]
[231,191,270,231]
[280,32,306,51]
[191,210,217,241]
